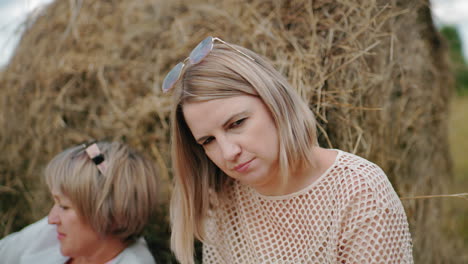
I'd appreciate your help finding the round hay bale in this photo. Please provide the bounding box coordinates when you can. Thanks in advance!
[0,0,462,262]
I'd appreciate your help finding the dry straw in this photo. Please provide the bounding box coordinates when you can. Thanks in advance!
[0,0,465,262]
[401,193,468,201]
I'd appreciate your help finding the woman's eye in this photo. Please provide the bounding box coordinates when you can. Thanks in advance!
[202,137,214,146]
[230,118,246,128]
[59,204,69,210]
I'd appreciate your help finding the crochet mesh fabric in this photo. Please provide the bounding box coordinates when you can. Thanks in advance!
[203,150,413,264]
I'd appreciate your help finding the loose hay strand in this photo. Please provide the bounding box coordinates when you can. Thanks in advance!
[401,193,468,201]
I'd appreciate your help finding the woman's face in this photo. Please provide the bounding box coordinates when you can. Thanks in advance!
[48,190,102,258]
[183,95,280,194]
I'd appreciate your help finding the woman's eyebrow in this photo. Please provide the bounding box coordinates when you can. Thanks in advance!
[195,135,210,144]
[194,110,250,144]
[222,111,249,127]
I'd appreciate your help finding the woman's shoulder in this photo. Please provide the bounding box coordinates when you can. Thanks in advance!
[1,217,57,247]
[8,217,51,235]
[334,150,402,208]
[113,237,156,264]
[333,150,387,181]
[335,149,379,168]
[0,217,67,263]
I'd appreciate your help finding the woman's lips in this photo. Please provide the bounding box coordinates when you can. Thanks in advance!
[234,159,254,172]
[57,232,66,240]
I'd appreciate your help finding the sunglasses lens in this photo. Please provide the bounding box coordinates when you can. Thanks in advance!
[162,62,185,93]
[161,37,219,93]
[189,36,213,64]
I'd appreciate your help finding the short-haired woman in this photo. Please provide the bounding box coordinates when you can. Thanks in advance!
[0,141,159,264]
[165,36,414,264]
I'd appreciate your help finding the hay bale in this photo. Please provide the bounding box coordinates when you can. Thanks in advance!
[0,0,461,262]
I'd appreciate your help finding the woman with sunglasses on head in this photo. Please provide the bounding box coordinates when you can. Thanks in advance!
[0,141,159,264]
[166,37,414,264]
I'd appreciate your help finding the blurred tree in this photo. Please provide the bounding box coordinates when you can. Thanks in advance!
[440,26,468,95]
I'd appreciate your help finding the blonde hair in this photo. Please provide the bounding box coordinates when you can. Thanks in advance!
[45,141,159,243]
[170,43,318,264]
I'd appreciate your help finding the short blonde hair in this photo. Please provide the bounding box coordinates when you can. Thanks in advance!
[170,42,317,264]
[45,141,159,243]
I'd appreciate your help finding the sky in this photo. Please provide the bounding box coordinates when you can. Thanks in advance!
[0,0,54,66]
[0,0,467,67]
[431,0,468,59]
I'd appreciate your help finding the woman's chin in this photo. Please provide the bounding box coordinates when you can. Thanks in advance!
[59,245,71,257]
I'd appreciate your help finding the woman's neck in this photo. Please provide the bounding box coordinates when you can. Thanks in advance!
[67,238,127,264]
[255,147,337,196]
[288,147,337,192]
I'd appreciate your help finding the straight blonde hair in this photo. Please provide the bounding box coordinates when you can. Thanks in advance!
[170,43,318,264]
[45,141,159,243]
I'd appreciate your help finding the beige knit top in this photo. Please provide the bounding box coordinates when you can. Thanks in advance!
[202,150,413,263]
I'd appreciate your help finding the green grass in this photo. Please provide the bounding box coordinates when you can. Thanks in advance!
[449,96,468,182]
[447,95,468,248]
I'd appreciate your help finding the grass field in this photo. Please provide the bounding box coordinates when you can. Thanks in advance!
[447,95,468,250]
[450,96,468,182]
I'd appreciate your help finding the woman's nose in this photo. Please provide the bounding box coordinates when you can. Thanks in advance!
[48,204,60,225]
[219,137,241,161]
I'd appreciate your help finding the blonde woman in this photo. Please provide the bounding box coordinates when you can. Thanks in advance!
[0,141,159,264]
[165,36,414,264]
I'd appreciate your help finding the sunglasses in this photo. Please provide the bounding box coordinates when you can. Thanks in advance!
[162,36,255,93]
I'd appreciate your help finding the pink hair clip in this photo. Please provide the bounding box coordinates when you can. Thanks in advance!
[84,143,107,175]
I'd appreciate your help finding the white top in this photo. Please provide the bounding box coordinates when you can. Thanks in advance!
[0,217,156,264]
[203,150,413,263]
